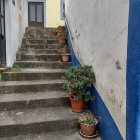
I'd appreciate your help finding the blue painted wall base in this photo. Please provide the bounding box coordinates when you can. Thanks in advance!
[67,32,123,140]
[127,1,140,140]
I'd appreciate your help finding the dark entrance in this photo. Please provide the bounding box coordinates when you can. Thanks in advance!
[28,2,44,27]
[0,0,6,66]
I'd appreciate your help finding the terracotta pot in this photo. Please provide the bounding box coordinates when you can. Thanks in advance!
[61,54,70,62]
[69,96,85,113]
[59,38,66,44]
[80,123,97,136]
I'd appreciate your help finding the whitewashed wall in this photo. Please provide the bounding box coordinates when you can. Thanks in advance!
[5,0,27,66]
[65,0,129,139]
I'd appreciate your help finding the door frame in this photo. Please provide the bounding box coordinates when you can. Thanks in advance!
[0,0,6,66]
[28,2,44,27]
[26,0,46,27]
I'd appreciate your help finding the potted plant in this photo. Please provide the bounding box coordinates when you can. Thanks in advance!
[79,113,98,137]
[56,26,65,33]
[58,32,66,44]
[56,26,65,36]
[60,46,70,62]
[63,66,96,112]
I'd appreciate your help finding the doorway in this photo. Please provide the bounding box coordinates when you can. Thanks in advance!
[0,0,6,66]
[28,2,44,27]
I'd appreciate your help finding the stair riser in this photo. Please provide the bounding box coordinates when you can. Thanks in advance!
[0,98,70,111]
[25,28,57,32]
[16,55,61,62]
[0,83,64,94]
[19,49,59,54]
[21,45,60,49]
[0,119,79,138]
[2,73,64,81]
[26,27,57,34]
[24,33,57,39]
[15,62,70,69]
[23,37,58,40]
[22,39,59,45]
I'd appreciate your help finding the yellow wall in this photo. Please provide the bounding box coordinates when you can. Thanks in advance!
[46,0,64,27]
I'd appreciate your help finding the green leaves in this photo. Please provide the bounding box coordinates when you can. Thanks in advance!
[63,65,96,101]
[79,113,97,125]
[12,64,21,71]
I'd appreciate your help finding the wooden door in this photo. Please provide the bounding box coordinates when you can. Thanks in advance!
[28,2,44,27]
[0,0,6,66]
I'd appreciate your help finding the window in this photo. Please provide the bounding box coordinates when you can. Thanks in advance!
[61,0,65,20]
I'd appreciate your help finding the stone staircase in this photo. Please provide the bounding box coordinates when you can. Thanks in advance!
[0,27,100,140]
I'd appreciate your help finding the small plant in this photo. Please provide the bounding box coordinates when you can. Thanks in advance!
[56,26,65,33]
[12,63,21,71]
[79,113,97,125]
[0,70,3,80]
[60,46,70,54]
[59,33,66,38]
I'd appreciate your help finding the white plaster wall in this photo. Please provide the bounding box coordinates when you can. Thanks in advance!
[65,0,129,139]
[5,0,27,66]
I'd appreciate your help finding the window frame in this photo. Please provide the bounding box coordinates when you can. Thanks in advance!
[60,0,65,20]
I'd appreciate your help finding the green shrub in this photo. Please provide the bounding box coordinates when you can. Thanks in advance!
[63,65,96,101]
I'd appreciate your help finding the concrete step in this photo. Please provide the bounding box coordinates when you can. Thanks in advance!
[0,107,80,138]
[25,27,57,32]
[24,32,58,40]
[19,48,59,54]
[0,80,65,94]
[2,69,66,81]
[16,54,61,62]
[22,39,59,45]
[21,44,61,49]
[15,61,70,69]
[23,36,58,40]
[0,91,69,111]
[0,129,101,140]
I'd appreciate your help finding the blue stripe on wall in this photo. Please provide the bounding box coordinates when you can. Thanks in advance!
[67,34,80,66]
[127,1,140,140]
[67,32,123,140]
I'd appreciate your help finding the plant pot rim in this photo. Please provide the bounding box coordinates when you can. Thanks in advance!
[59,37,66,39]
[69,96,84,101]
[61,54,70,56]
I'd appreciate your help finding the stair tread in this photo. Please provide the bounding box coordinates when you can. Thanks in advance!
[4,69,67,73]
[0,129,101,140]
[0,107,79,126]
[15,61,70,63]
[22,44,59,46]
[18,54,61,56]
[23,38,58,40]
[20,49,59,50]
[0,91,67,103]
[0,80,65,86]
